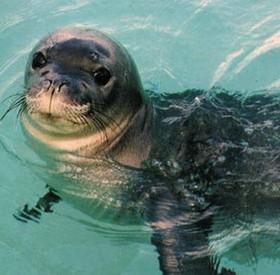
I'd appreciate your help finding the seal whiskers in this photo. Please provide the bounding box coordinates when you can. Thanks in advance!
[0,93,27,121]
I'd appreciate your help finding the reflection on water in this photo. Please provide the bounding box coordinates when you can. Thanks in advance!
[212,198,280,267]
[146,89,280,273]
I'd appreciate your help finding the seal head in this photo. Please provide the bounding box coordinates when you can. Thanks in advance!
[22,27,153,167]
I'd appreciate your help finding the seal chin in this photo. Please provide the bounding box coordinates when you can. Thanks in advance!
[22,111,89,137]
[21,107,135,157]
[24,93,92,132]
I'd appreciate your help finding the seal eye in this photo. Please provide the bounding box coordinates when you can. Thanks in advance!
[32,52,47,69]
[93,68,111,86]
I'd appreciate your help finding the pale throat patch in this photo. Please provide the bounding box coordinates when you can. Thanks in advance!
[21,110,134,156]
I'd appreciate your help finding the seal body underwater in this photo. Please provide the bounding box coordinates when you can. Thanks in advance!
[10,27,280,275]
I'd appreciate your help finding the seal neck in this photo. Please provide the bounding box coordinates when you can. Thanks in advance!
[21,102,154,168]
[109,102,154,168]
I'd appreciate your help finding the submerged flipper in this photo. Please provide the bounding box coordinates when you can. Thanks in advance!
[145,186,235,275]
[151,225,214,274]
[14,187,61,223]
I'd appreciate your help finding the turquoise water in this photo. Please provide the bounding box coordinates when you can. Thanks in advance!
[1,1,280,274]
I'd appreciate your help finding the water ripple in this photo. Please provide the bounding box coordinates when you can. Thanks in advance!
[211,49,244,87]
[234,31,280,74]
[0,14,25,33]
[54,0,90,14]
[0,41,37,78]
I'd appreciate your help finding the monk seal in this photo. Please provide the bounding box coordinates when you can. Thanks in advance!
[16,26,229,274]
[6,27,279,275]
[21,26,153,168]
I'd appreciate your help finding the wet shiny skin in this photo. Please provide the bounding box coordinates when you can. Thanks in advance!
[23,27,153,167]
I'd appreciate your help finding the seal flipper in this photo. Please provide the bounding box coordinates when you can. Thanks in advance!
[14,188,61,223]
[151,224,215,274]
[35,188,61,213]
[145,186,235,275]
[151,229,235,275]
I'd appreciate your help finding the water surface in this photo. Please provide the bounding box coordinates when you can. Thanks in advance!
[1,1,280,274]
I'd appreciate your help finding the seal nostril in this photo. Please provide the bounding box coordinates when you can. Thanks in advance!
[58,81,69,92]
[43,79,52,90]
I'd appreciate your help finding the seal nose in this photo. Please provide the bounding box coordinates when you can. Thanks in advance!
[44,78,70,93]
[52,79,69,92]
[38,70,89,106]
